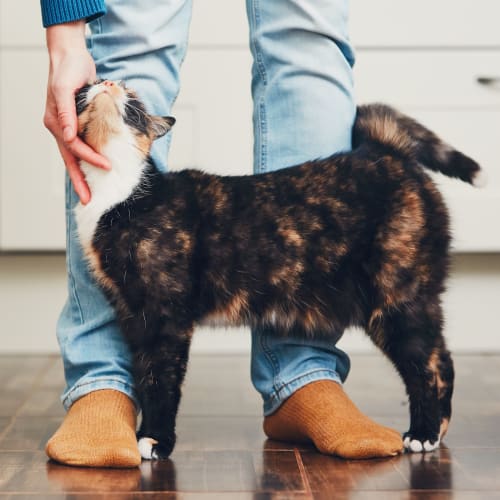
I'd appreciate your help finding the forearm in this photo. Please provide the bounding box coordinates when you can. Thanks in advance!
[46,20,87,60]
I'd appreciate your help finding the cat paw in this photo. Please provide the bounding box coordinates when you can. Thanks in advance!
[403,433,440,453]
[137,437,173,460]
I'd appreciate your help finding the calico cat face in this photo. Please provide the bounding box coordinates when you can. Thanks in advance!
[76,80,175,157]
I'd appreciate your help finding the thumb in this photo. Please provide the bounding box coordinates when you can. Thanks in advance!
[55,88,78,143]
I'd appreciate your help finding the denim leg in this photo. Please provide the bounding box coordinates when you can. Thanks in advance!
[246,0,356,415]
[57,0,192,410]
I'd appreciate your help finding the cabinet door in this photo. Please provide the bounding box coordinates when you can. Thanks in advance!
[0,50,66,250]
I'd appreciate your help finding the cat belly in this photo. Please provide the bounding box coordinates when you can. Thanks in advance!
[199,297,337,336]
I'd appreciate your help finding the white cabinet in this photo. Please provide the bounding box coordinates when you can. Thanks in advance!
[1,1,499,251]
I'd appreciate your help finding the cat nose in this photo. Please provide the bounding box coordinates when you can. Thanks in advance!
[103,80,115,87]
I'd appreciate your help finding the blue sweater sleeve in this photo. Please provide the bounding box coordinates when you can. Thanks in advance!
[40,0,106,27]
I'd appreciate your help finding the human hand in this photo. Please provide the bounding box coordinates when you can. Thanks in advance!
[43,21,111,204]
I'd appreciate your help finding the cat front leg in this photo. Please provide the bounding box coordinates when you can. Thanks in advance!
[131,322,193,460]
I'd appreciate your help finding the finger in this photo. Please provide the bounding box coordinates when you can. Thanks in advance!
[48,82,111,170]
[57,141,91,205]
[53,85,78,143]
[65,135,111,170]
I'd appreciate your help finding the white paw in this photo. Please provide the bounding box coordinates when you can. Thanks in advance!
[423,439,440,452]
[404,436,440,453]
[138,437,158,460]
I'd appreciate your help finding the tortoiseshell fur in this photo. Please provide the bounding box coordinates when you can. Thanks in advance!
[75,83,482,459]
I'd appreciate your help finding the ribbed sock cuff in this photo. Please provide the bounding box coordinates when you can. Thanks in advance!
[40,0,106,27]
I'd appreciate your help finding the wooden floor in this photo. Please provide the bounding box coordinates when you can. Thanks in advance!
[0,352,499,499]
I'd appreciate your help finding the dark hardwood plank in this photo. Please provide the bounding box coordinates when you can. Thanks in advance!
[143,450,302,492]
[16,389,65,419]
[17,358,66,418]
[0,417,59,451]
[0,452,144,494]
[253,450,305,491]
[301,452,408,494]
[394,448,454,491]
[435,448,500,491]
[0,450,305,495]
[0,356,55,417]
[175,416,268,451]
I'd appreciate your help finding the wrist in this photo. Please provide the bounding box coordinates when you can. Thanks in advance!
[46,21,87,59]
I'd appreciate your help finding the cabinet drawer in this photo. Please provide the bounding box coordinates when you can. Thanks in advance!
[351,0,500,48]
[354,50,500,108]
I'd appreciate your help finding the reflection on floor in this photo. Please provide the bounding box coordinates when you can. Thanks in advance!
[0,352,499,498]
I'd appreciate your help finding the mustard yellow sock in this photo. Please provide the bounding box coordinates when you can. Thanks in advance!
[45,389,141,468]
[263,380,403,459]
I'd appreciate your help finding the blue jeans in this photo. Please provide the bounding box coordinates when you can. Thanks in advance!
[58,0,355,416]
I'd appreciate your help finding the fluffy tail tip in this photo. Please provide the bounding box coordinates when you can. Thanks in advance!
[472,168,488,188]
[447,149,485,186]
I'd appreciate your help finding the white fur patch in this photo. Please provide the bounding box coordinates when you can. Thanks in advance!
[138,437,158,460]
[473,169,488,188]
[409,439,423,453]
[404,437,440,453]
[86,82,126,114]
[423,439,440,452]
[74,126,146,252]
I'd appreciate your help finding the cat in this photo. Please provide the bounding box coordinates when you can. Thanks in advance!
[74,79,483,460]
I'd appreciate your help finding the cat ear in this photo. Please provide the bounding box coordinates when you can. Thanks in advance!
[151,116,176,138]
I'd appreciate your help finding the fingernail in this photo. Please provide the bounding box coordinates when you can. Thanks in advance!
[63,126,73,142]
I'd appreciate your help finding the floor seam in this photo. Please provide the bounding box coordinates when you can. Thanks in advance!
[294,448,313,498]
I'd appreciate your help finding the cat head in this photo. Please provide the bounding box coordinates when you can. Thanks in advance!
[75,80,175,158]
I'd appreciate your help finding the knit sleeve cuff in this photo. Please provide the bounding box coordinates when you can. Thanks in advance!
[40,0,106,28]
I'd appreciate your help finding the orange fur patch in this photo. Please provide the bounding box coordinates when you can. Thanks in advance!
[78,94,122,152]
[203,291,250,327]
[439,418,449,438]
[428,349,447,398]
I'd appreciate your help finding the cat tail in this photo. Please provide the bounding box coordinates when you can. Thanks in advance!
[352,103,485,186]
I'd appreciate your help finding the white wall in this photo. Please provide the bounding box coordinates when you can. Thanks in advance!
[0,253,498,354]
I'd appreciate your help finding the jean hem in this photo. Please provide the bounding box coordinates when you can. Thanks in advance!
[62,378,139,412]
[262,368,342,416]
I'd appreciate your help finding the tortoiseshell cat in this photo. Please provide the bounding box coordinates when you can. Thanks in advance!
[75,80,483,460]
